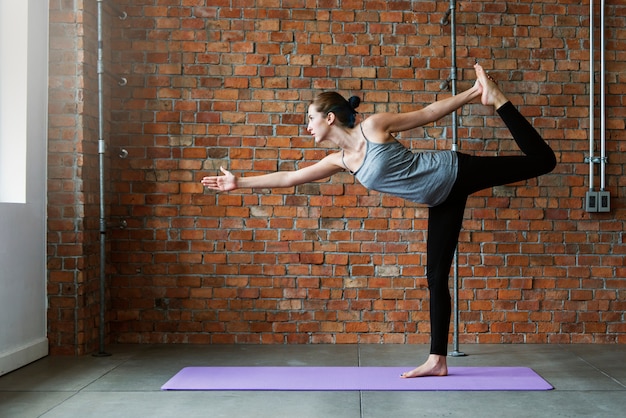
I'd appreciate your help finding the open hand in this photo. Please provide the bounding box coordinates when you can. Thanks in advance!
[201,167,237,191]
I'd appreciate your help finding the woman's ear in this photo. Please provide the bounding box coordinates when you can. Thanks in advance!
[326,112,336,125]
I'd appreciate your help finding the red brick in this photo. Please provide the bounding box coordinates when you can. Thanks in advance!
[46,0,626,353]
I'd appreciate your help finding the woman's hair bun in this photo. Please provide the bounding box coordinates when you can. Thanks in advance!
[348,96,361,111]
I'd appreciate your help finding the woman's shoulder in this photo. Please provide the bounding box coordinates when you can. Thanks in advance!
[320,151,344,167]
[359,115,396,144]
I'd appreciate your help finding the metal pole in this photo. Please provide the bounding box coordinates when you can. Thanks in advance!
[449,3,458,153]
[448,0,465,358]
[589,0,595,192]
[599,0,606,191]
[94,0,110,357]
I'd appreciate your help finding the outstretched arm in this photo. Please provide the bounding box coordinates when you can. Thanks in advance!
[201,153,344,192]
[369,77,483,135]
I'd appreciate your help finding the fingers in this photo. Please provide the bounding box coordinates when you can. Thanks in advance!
[474,62,485,78]
[200,177,216,188]
[201,167,227,182]
[203,181,223,191]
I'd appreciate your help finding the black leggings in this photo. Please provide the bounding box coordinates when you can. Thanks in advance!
[426,101,557,355]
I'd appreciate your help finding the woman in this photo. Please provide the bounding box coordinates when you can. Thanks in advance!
[201,64,557,378]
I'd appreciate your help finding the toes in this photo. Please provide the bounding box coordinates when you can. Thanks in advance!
[486,74,498,85]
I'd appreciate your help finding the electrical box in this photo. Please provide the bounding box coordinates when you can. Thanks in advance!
[585,191,598,212]
[585,190,611,213]
[598,191,610,212]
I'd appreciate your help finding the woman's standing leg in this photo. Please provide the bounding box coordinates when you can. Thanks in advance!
[401,195,468,378]
[426,196,468,356]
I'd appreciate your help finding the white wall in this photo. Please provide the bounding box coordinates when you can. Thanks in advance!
[0,0,49,376]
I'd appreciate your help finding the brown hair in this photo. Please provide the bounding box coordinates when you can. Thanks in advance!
[311,92,361,128]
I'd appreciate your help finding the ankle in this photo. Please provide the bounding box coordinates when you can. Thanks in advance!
[493,93,509,110]
[428,354,447,365]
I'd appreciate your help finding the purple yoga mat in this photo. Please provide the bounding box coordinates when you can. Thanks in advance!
[161,366,553,391]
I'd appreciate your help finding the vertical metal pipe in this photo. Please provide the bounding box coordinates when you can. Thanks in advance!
[600,0,606,190]
[589,0,595,191]
[95,0,110,357]
[448,0,464,357]
[450,0,458,152]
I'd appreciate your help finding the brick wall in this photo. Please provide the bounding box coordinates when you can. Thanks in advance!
[49,0,625,352]
[47,0,111,355]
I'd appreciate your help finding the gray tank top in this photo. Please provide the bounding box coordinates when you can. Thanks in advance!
[348,125,458,207]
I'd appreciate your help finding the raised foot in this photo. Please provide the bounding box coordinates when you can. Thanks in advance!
[474,63,508,109]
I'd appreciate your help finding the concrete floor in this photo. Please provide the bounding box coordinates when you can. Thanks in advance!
[0,344,624,418]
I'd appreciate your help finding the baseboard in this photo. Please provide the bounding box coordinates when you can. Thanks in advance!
[0,337,49,376]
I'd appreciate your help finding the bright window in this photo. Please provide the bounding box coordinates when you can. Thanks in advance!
[0,1,28,203]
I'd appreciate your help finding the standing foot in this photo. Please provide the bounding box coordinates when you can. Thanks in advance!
[400,354,448,378]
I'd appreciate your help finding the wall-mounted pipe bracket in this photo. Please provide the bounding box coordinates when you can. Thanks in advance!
[584,156,608,164]
[439,75,451,91]
[441,10,452,25]
[108,219,128,230]
[103,1,127,20]
[103,70,127,86]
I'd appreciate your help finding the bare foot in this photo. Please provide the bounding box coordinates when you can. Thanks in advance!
[474,63,508,110]
[400,354,448,378]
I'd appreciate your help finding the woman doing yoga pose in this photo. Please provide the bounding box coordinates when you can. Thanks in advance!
[201,64,557,378]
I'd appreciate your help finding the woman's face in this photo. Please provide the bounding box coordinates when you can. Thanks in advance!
[306,104,331,143]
